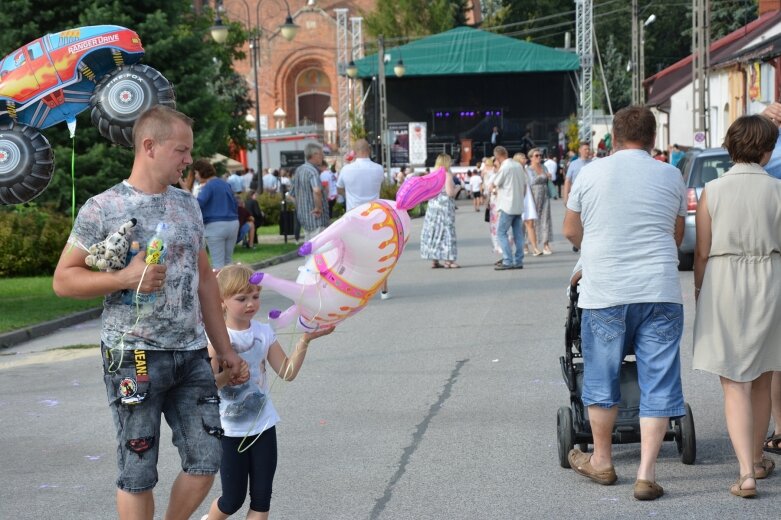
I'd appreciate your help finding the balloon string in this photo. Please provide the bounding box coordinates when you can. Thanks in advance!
[237,272,322,453]
[106,264,151,374]
[71,136,76,226]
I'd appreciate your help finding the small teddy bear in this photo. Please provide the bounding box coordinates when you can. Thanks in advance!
[85,218,137,271]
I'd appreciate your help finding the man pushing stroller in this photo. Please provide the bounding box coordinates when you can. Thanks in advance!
[562,106,688,501]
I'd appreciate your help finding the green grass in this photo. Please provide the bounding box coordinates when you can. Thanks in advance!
[0,240,298,334]
[0,277,102,333]
[229,241,299,265]
[256,224,279,236]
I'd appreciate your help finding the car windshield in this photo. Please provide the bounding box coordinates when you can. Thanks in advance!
[690,154,732,187]
[0,50,26,75]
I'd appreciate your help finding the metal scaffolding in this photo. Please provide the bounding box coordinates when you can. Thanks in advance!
[336,10,365,152]
[575,0,593,144]
[350,17,364,120]
[336,8,350,152]
[692,0,711,147]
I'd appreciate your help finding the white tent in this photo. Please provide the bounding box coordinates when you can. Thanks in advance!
[209,153,244,172]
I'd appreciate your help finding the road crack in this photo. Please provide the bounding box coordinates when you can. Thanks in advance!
[370,358,469,519]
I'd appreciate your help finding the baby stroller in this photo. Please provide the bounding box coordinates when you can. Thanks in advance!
[556,280,697,468]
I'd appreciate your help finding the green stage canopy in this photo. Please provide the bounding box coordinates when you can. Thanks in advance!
[352,26,580,78]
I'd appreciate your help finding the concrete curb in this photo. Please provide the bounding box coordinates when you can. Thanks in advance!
[0,250,302,350]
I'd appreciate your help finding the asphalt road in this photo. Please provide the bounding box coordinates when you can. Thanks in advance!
[1,197,779,519]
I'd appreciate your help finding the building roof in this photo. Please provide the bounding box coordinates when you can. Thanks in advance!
[644,10,781,107]
[351,26,579,79]
[712,31,781,68]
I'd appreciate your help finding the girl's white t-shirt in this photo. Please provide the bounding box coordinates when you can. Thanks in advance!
[218,321,280,437]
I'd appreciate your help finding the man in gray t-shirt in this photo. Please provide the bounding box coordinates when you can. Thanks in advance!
[563,106,687,501]
[53,106,247,519]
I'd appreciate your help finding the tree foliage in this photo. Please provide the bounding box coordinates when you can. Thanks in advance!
[0,0,251,211]
[363,0,470,42]
[488,0,759,112]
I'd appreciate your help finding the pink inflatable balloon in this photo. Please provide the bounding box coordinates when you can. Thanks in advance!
[250,167,446,331]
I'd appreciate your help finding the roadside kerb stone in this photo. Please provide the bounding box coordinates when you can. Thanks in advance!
[0,249,301,349]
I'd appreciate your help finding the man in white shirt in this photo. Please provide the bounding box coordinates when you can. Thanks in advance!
[491,146,527,270]
[262,169,279,194]
[563,106,686,501]
[227,170,245,194]
[242,168,254,193]
[544,153,559,199]
[337,138,388,297]
[337,139,384,211]
[319,163,338,216]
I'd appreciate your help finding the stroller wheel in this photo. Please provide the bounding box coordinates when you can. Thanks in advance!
[577,443,589,453]
[557,406,575,468]
[674,402,697,465]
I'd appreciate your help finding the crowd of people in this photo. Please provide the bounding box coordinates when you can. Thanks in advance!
[48,103,781,520]
[415,142,569,271]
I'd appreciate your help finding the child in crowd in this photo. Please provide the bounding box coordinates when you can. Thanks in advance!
[469,169,484,211]
[203,264,334,520]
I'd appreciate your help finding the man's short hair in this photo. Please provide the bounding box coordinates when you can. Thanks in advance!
[132,105,193,149]
[612,105,656,149]
[723,114,778,164]
[305,142,324,160]
[493,145,508,158]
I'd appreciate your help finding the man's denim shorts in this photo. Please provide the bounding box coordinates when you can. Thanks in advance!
[580,303,686,418]
[101,344,223,493]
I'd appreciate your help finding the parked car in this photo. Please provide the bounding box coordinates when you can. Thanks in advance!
[0,25,175,205]
[676,147,732,270]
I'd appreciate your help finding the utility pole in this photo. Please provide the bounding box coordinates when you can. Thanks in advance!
[631,0,639,105]
[692,0,711,147]
[336,9,350,152]
[575,0,593,144]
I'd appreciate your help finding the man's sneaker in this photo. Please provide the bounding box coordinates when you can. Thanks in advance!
[512,264,523,269]
[494,264,513,271]
[381,291,390,300]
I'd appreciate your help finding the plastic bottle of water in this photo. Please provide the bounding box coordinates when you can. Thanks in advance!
[122,241,141,305]
[135,223,168,315]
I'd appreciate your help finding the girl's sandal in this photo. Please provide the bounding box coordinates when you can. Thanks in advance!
[730,474,757,498]
[432,261,443,269]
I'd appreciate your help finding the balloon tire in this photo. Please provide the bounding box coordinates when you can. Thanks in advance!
[0,122,54,205]
[90,64,176,148]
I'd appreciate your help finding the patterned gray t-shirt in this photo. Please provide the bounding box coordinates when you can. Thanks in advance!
[68,181,207,351]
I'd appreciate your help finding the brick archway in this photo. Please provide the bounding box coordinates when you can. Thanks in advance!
[275,49,337,127]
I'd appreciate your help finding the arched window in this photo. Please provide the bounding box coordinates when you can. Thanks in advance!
[296,68,331,126]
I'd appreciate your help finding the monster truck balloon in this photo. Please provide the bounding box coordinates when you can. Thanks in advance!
[0,25,175,205]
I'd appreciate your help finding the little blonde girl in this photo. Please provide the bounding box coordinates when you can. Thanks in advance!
[203,264,333,520]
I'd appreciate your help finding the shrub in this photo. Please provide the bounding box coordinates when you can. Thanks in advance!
[0,206,72,277]
[330,202,346,219]
[257,192,296,226]
[380,182,399,200]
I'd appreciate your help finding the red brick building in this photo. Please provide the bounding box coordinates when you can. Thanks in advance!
[217,0,481,132]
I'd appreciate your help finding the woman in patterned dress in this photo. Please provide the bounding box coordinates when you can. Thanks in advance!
[527,148,553,255]
[420,154,459,268]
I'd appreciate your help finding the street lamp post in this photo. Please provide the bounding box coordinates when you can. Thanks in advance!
[639,13,656,105]
[376,36,405,184]
[211,0,298,193]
